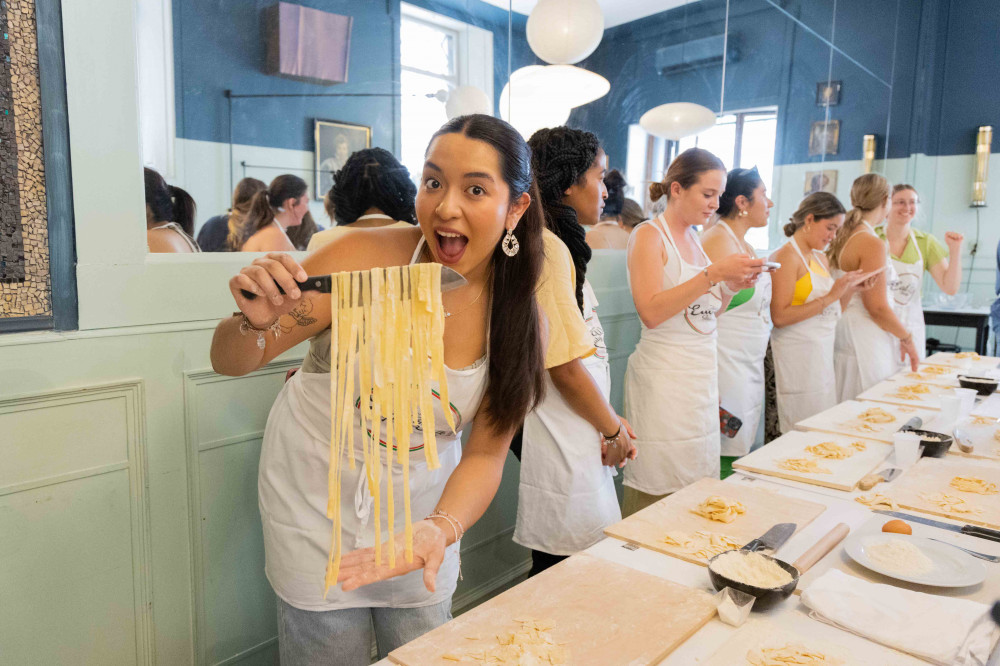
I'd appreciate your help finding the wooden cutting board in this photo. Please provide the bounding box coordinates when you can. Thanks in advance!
[699,612,926,666]
[952,414,1000,461]
[796,400,938,444]
[603,477,826,566]
[387,554,717,666]
[925,351,1000,368]
[884,456,1000,529]
[797,513,1000,605]
[857,378,954,410]
[890,364,964,387]
[733,431,891,491]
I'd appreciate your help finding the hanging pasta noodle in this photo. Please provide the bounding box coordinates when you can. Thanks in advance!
[323,263,451,596]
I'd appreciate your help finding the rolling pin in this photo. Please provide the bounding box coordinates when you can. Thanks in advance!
[792,523,851,574]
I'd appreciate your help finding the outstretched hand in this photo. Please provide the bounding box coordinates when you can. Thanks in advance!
[337,519,447,593]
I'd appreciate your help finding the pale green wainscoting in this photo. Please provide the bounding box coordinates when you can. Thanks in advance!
[0,252,639,665]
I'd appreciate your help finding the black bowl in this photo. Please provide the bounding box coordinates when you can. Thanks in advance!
[958,375,998,396]
[903,428,953,458]
[707,550,800,611]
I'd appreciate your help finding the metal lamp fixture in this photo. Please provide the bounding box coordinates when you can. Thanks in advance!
[862,134,876,174]
[972,125,992,207]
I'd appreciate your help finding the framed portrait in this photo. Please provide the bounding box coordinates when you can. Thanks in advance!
[816,80,842,107]
[804,169,838,195]
[314,119,372,200]
[808,120,840,156]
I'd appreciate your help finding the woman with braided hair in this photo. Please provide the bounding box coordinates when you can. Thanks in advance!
[307,148,418,252]
[513,126,636,577]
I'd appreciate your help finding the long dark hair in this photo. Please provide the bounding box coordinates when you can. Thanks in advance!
[232,174,308,250]
[144,167,196,236]
[327,147,417,226]
[286,211,318,250]
[225,177,267,251]
[428,114,545,433]
[528,126,600,313]
[718,166,763,218]
[603,169,626,218]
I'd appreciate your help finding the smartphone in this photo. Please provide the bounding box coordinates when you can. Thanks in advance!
[761,261,781,272]
[720,406,743,438]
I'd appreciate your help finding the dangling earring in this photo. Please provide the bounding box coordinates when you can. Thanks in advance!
[501,228,519,257]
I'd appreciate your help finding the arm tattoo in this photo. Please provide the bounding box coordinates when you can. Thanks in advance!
[280,299,318,333]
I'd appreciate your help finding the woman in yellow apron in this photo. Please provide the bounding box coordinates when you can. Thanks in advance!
[702,167,773,462]
[770,193,870,432]
[876,184,964,363]
[828,174,919,401]
[624,148,764,515]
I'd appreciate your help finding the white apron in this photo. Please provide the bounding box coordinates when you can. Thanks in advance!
[514,280,620,555]
[888,229,926,365]
[834,222,900,402]
[771,240,841,433]
[258,240,489,611]
[715,222,772,456]
[624,215,722,495]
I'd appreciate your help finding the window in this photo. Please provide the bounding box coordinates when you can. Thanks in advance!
[399,5,493,181]
[628,108,778,250]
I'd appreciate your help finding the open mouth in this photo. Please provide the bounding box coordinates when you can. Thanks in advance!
[435,230,469,264]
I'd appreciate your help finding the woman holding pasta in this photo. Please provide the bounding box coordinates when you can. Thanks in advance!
[210,115,546,664]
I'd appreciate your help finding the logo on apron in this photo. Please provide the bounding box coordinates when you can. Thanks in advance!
[890,273,920,306]
[685,301,719,335]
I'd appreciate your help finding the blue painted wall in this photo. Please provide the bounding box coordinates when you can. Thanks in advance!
[173,0,531,153]
[567,0,999,171]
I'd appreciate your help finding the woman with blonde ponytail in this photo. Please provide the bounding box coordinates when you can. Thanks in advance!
[828,174,919,401]
[624,148,764,514]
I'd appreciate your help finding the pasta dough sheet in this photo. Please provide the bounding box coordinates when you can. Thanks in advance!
[324,263,453,596]
[949,477,998,495]
[747,643,842,665]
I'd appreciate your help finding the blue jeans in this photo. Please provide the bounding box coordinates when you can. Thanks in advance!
[276,597,453,665]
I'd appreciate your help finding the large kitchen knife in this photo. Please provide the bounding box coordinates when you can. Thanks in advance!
[857,466,902,491]
[239,266,468,301]
[874,509,1000,543]
[740,522,796,553]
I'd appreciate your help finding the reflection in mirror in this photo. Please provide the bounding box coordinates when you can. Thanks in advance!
[134,0,517,252]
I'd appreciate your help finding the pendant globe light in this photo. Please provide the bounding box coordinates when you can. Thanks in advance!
[444,85,492,119]
[526,0,605,65]
[499,64,610,139]
[639,102,717,141]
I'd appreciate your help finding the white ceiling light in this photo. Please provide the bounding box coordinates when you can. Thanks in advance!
[444,85,492,119]
[639,102,716,140]
[499,81,571,140]
[499,64,609,139]
[526,0,605,64]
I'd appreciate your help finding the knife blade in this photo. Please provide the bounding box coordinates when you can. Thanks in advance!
[741,522,796,553]
[239,266,468,301]
[874,510,1000,543]
[898,416,922,432]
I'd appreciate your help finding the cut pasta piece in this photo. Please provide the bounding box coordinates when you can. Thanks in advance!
[777,458,831,474]
[950,476,999,495]
[323,264,452,596]
[662,530,742,559]
[747,643,842,665]
[854,493,899,511]
[692,495,746,523]
[805,442,853,459]
[857,407,895,424]
[850,441,867,451]
[920,492,982,515]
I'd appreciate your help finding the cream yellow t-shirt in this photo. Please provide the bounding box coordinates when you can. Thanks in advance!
[306,221,414,252]
[537,228,595,369]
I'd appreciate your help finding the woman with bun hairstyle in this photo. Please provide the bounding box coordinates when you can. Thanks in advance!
[307,148,418,252]
[876,184,964,363]
[623,148,764,514]
[769,193,871,432]
[701,167,773,459]
[828,174,920,401]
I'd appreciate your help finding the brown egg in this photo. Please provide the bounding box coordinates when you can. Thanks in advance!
[881,519,912,535]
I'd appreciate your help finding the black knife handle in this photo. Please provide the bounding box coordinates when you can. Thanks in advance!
[961,524,1000,543]
[239,276,330,301]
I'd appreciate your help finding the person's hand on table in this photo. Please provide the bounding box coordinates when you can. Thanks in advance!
[338,519,447,593]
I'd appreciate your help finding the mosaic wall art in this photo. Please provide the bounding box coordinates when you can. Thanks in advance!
[0,0,50,318]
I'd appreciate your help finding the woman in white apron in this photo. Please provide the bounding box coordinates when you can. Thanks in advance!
[876,184,965,364]
[209,115,548,664]
[770,193,870,432]
[702,167,774,459]
[827,174,920,402]
[624,148,764,515]
[515,128,634,575]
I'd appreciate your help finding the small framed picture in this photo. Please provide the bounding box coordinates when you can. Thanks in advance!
[808,120,840,157]
[314,119,372,200]
[804,169,838,195]
[816,80,842,107]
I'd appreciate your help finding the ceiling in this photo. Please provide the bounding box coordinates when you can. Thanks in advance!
[480,0,696,28]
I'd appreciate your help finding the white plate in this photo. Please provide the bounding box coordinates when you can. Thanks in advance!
[844,532,987,587]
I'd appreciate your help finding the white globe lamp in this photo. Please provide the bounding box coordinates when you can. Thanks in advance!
[526,0,605,65]
[500,79,571,140]
[639,102,717,141]
[444,86,492,119]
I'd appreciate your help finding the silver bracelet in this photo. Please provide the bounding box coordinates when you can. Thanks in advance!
[428,510,464,580]
[236,311,281,350]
